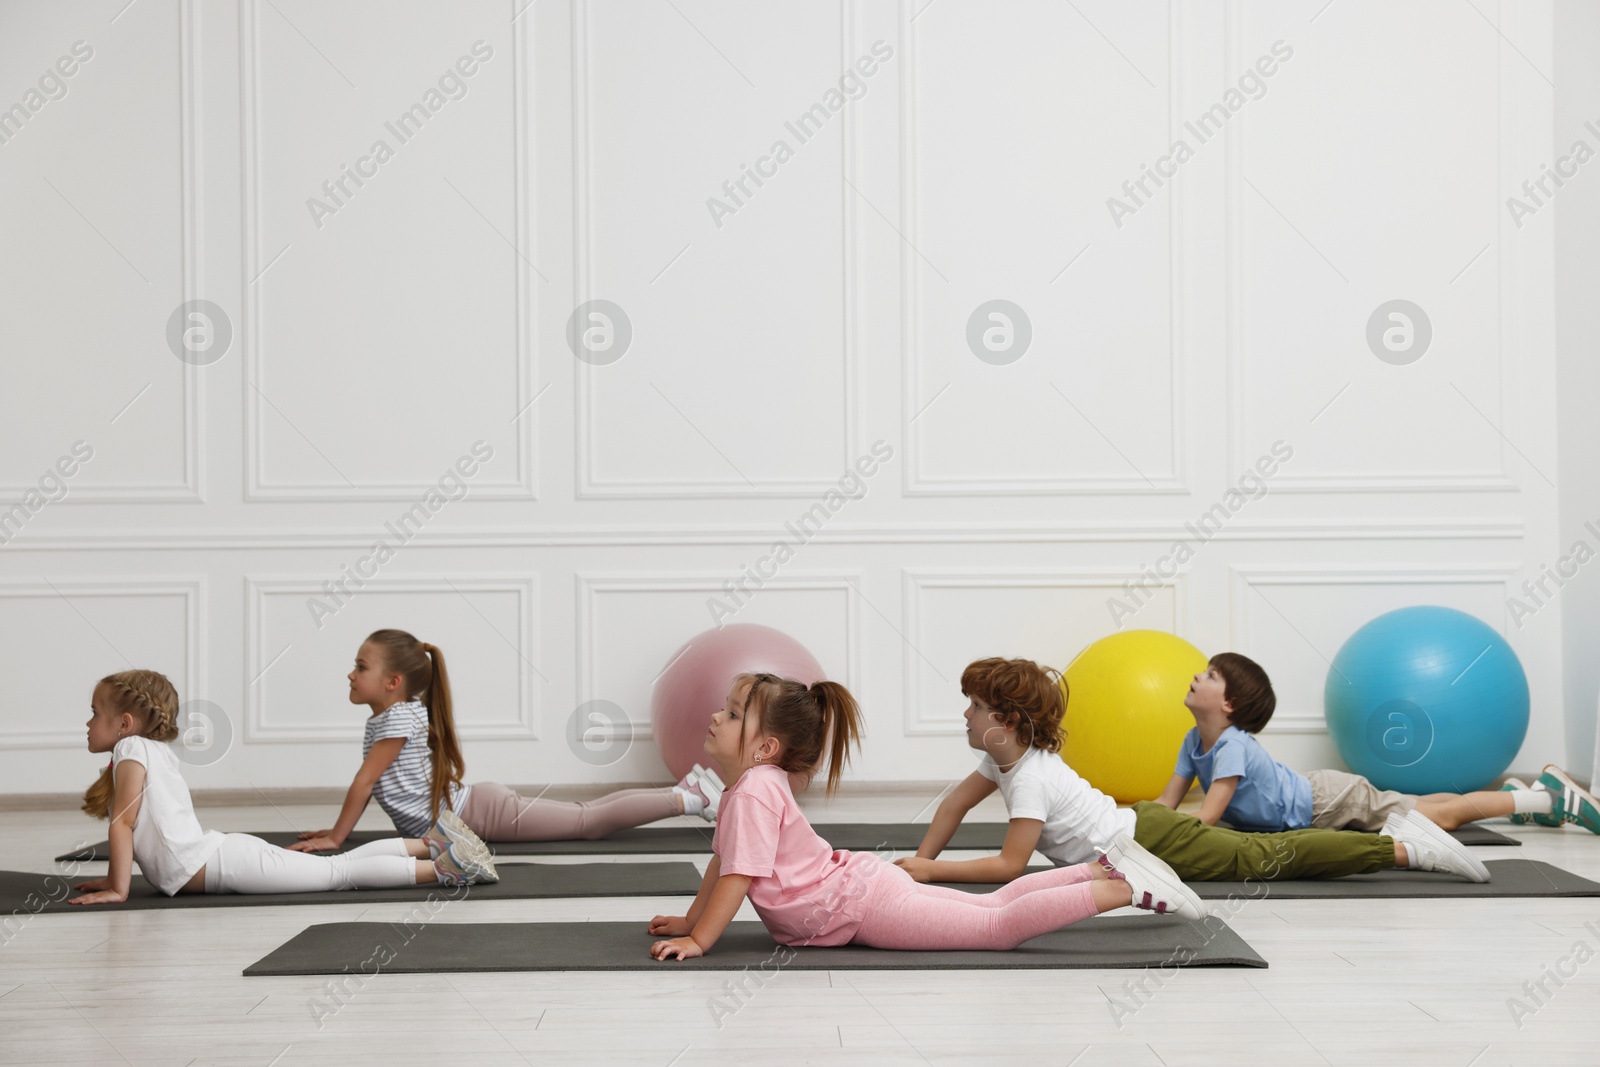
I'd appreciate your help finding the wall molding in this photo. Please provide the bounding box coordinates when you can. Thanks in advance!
[243,574,539,742]
[0,516,1527,552]
[239,3,537,501]
[901,567,1189,736]
[570,0,860,498]
[900,0,1189,496]
[1225,0,1522,494]
[1226,562,1521,734]
[4,1,204,503]
[575,570,864,740]
[0,578,203,748]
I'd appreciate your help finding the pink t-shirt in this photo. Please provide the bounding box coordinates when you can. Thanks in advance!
[712,764,884,947]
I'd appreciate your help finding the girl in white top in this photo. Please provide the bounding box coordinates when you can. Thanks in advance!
[290,630,721,854]
[69,670,495,905]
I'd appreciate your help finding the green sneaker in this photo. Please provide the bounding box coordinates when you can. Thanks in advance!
[1502,778,1562,828]
[1537,766,1600,835]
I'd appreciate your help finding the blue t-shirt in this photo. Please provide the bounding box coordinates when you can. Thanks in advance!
[1173,726,1313,832]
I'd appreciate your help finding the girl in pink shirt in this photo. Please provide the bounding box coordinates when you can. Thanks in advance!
[648,672,1204,961]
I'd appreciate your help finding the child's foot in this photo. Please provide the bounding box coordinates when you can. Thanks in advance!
[423,807,486,861]
[673,764,723,823]
[430,813,499,885]
[1099,835,1206,920]
[1501,777,1562,828]
[1537,765,1600,834]
[1385,810,1490,882]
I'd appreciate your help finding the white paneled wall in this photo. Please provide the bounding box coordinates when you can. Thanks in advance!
[0,0,1568,796]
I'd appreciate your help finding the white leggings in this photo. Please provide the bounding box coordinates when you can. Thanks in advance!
[202,833,418,894]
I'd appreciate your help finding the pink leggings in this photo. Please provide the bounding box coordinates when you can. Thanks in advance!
[458,781,681,842]
[851,862,1101,951]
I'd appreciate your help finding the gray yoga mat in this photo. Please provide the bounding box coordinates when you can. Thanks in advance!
[936,859,1600,899]
[53,820,1521,863]
[1449,824,1520,846]
[243,915,1266,976]
[1,861,702,912]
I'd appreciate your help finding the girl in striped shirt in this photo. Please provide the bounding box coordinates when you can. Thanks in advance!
[290,629,720,852]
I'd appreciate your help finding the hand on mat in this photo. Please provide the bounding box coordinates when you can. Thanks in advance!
[651,935,703,961]
[288,835,341,853]
[648,914,691,937]
[73,876,111,892]
[894,856,936,882]
[68,888,126,906]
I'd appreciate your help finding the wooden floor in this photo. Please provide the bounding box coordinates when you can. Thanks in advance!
[3,790,1598,1066]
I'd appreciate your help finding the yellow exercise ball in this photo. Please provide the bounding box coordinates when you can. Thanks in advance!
[1060,630,1207,803]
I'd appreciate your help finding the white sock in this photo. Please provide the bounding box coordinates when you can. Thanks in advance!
[673,786,704,816]
[1400,842,1416,868]
[1513,790,1554,814]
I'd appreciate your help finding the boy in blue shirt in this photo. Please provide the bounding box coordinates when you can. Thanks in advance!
[1152,652,1600,835]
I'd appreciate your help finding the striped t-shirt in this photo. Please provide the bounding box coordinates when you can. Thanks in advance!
[363,701,469,837]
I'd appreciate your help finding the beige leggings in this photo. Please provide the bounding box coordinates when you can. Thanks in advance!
[457,781,680,842]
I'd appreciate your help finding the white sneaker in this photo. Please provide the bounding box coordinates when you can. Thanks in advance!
[430,809,499,885]
[1100,835,1206,920]
[679,764,724,823]
[1387,809,1490,883]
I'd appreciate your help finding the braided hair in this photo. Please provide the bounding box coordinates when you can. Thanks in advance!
[81,669,180,818]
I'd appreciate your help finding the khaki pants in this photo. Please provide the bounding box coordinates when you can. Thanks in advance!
[1306,769,1418,832]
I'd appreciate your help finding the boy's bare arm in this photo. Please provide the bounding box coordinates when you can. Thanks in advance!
[1154,773,1193,809]
[1195,776,1240,825]
[912,772,997,859]
[899,817,1043,883]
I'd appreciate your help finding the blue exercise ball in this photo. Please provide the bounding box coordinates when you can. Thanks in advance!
[1324,606,1528,794]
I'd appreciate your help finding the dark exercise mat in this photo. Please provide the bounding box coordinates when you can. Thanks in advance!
[1449,824,1520,846]
[0,861,702,912]
[937,859,1600,899]
[55,821,1520,864]
[243,915,1266,976]
[57,821,1010,862]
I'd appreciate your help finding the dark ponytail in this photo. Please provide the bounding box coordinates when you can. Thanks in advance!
[365,630,465,821]
[735,672,863,795]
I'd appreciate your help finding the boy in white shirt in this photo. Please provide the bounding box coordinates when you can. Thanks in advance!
[900,657,1491,885]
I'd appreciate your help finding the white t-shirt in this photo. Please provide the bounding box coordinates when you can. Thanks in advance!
[976,748,1136,866]
[363,701,468,838]
[111,736,225,895]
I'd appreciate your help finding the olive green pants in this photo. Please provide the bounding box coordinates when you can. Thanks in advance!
[1131,801,1396,882]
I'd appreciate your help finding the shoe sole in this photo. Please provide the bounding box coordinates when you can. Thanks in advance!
[447,839,499,884]
[1501,778,1563,828]
[436,807,494,852]
[1105,835,1205,920]
[1541,765,1600,834]
[688,765,723,820]
[1502,778,1534,826]
[436,809,499,883]
[1403,810,1490,882]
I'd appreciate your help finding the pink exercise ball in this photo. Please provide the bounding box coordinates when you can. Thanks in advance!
[650,623,826,782]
